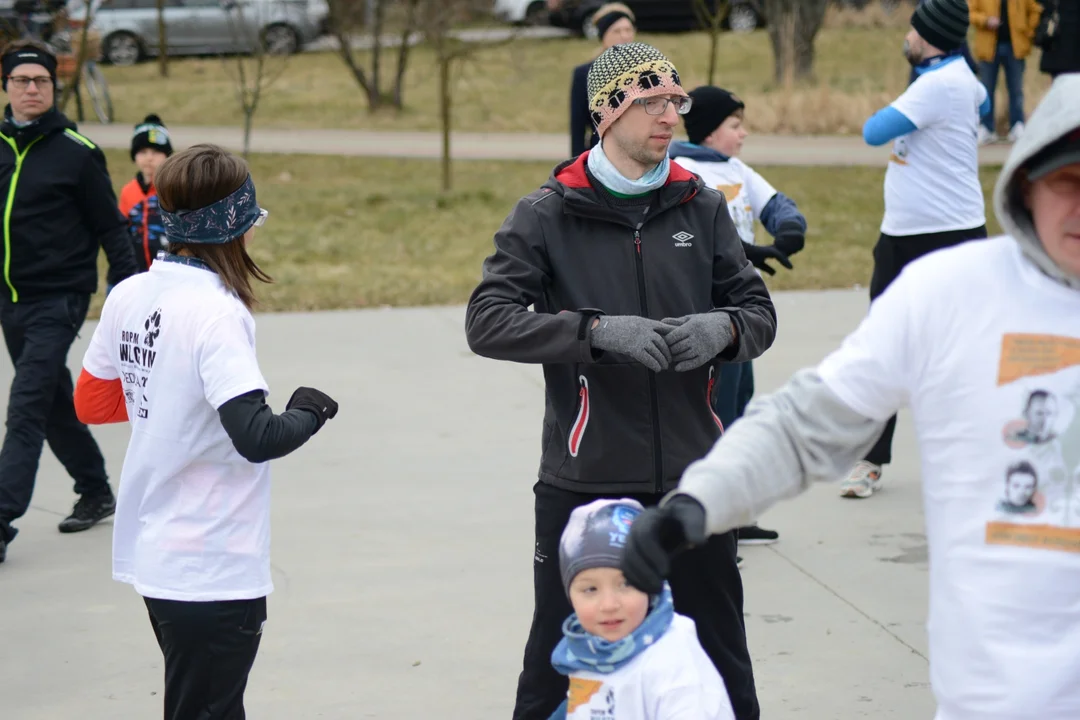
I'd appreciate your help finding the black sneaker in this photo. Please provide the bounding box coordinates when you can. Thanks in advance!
[737,524,779,546]
[58,489,116,534]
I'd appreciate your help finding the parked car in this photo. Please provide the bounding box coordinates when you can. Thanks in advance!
[493,0,550,25]
[544,0,766,37]
[69,0,329,66]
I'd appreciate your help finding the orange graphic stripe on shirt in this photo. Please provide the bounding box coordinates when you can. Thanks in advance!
[567,678,604,713]
[74,369,129,425]
[998,333,1080,385]
[986,522,1080,554]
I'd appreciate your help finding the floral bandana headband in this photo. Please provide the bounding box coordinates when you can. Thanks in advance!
[160,175,266,245]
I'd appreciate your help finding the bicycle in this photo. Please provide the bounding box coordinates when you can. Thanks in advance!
[0,0,113,124]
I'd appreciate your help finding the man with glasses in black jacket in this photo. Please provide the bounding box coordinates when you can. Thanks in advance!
[0,39,138,564]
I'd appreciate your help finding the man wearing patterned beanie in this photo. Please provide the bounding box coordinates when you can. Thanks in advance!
[466,41,774,720]
[839,0,991,501]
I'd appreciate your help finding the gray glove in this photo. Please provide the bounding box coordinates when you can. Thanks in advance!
[590,315,673,372]
[661,313,735,372]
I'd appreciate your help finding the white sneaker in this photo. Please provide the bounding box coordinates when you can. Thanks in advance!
[1008,122,1025,143]
[977,126,999,146]
[839,461,883,499]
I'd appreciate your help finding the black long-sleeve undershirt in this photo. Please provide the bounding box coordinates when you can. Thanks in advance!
[217,390,319,464]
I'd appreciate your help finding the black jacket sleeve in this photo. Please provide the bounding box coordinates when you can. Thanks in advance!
[465,197,602,365]
[78,146,139,287]
[218,390,319,464]
[570,63,592,158]
[709,195,778,363]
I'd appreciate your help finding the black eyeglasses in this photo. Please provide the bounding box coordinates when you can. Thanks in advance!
[8,76,52,89]
[633,96,693,116]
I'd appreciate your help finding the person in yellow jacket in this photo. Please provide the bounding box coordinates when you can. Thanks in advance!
[970,0,1042,145]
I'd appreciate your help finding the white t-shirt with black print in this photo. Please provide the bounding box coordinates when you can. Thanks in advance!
[671,155,777,246]
[882,57,988,237]
[817,236,1080,720]
[82,259,272,602]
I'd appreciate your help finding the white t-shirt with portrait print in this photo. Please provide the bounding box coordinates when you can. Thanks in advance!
[81,258,273,603]
[882,56,988,237]
[817,236,1080,720]
[671,155,777,246]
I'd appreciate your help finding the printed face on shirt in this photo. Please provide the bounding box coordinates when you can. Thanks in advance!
[135,148,169,185]
[706,113,748,158]
[569,567,649,643]
[1005,466,1038,508]
[1025,163,1080,280]
[1024,392,1055,437]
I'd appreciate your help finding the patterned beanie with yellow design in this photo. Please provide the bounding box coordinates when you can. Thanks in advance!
[586,42,687,138]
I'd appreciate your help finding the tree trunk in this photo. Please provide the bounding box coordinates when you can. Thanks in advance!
[439,51,452,193]
[393,0,420,109]
[243,106,254,160]
[763,0,828,86]
[156,0,168,77]
[369,0,384,106]
[60,11,94,112]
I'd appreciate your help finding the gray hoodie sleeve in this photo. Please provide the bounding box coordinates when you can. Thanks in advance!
[465,196,601,364]
[669,368,887,535]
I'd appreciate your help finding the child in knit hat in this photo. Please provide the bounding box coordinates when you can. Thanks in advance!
[118,114,174,276]
[548,499,734,720]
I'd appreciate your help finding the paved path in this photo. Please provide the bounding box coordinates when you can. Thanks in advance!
[2,290,939,719]
[76,122,1016,166]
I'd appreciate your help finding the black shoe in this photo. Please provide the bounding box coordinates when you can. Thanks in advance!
[58,489,116,534]
[737,524,779,546]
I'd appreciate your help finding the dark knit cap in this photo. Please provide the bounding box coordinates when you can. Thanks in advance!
[683,86,745,145]
[130,114,173,161]
[594,3,636,42]
[911,0,970,52]
[559,498,644,596]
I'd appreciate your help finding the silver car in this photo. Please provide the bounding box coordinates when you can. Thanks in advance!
[78,0,329,66]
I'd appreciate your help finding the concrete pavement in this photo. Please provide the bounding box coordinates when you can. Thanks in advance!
[76,122,1017,166]
[1,290,937,719]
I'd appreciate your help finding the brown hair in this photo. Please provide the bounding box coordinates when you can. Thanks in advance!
[155,144,272,310]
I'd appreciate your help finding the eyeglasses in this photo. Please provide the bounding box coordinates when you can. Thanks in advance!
[7,76,52,89]
[634,96,693,116]
[253,208,269,227]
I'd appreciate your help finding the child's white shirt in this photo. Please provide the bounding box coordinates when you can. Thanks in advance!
[671,155,777,246]
[562,614,735,720]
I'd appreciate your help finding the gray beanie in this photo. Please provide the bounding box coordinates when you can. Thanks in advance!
[559,498,645,596]
[911,0,969,52]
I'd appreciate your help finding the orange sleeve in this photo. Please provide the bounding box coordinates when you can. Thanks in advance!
[118,180,139,218]
[74,369,129,425]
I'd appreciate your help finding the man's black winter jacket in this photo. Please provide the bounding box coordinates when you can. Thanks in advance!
[0,107,137,302]
[465,153,777,495]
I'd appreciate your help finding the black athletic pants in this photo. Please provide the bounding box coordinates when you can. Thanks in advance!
[0,293,108,542]
[145,596,268,720]
[513,481,758,720]
[863,225,988,466]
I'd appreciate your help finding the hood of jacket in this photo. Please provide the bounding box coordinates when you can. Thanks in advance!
[667,140,730,163]
[994,74,1080,290]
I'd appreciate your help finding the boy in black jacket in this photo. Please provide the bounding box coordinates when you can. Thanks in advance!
[466,42,774,720]
[0,39,138,564]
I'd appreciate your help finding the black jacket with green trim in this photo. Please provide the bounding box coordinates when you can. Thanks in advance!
[0,107,137,302]
[465,152,777,495]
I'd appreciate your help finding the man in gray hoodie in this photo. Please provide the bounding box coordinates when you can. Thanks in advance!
[622,73,1080,720]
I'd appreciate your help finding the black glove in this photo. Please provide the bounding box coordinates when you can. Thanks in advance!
[774,220,806,257]
[286,387,339,433]
[743,243,793,276]
[621,495,707,594]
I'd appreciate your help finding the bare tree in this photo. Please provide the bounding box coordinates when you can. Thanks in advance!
[762,0,829,85]
[156,0,168,77]
[328,0,421,111]
[59,2,95,112]
[419,0,519,192]
[692,0,730,86]
[222,0,290,158]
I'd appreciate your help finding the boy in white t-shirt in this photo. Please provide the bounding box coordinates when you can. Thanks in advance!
[841,0,990,500]
[547,498,734,720]
[669,87,807,549]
